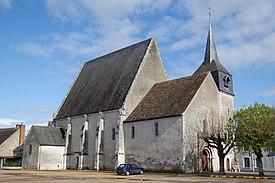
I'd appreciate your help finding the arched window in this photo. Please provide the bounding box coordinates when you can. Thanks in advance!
[131,126,135,139]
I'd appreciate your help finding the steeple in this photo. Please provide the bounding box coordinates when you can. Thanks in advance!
[203,11,219,65]
[193,9,234,96]
[193,9,230,75]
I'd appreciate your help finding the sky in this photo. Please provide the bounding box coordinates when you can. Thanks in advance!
[1,0,275,131]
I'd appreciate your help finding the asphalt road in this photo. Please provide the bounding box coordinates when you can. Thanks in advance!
[0,170,274,183]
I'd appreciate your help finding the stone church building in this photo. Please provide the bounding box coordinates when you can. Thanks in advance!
[52,23,234,172]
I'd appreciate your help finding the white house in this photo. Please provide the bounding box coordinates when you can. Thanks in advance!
[0,124,25,169]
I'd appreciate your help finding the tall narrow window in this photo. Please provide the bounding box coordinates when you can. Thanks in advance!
[112,128,115,140]
[131,126,135,139]
[244,157,250,168]
[29,145,32,155]
[154,122,159,136]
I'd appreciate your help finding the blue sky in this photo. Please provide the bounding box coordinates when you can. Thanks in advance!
[1,0,275,130]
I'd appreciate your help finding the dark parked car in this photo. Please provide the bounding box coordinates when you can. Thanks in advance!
[115,164,144,175]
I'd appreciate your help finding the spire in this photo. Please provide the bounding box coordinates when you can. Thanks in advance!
[193,9,234,96]
[193,9,230,75]
[203,7,219,65]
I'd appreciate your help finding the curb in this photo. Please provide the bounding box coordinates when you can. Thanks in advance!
[209,175,271,179]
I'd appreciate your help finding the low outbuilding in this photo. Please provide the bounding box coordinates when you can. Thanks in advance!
[22,126,65,170]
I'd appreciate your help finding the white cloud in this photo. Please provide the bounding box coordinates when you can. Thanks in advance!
[0,0,12,10]
[18,0,275,73]
[0,117,23,128]
[261,87,275,97]
[17,42,52,57]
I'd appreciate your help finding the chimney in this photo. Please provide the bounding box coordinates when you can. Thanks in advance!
[16,123,25,145]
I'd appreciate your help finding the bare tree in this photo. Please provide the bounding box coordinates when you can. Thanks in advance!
[199,116,236,175]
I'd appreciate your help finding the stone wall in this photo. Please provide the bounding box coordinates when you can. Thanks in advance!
[124,116,184,172]
[183,73,234,173]
[0,129,19,157]
[54,109,120,170]
[124,38,168,117]
[22,129,39,169]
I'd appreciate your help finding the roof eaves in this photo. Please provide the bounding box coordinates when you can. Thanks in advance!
[124,114,182,123]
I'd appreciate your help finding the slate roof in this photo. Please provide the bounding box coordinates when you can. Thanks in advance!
[55,38,152,119]
[0,127,17,145]
[31,126,65,146]
[193,25,230,75]
[125,72,209,122]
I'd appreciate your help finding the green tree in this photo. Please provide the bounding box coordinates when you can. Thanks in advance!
[202,118,236,175]
[234,103,275,176]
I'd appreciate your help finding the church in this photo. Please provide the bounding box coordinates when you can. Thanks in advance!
[49,22,234,172]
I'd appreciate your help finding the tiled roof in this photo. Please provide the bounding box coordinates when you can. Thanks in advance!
[125,72,208,122]
[55,38,152,119]
[0,128,17,145]
[31,126,65,146]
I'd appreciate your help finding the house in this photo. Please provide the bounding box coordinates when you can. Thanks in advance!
[50,21,234,172]
[0,124,25,169]
[22,126,65,170]
[124,24,234,173]
[237,151,275,172]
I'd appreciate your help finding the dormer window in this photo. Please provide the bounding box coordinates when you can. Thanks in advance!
[223,75,230,88]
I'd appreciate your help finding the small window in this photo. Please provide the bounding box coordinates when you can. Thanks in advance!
[244,157,250,168]
[29,145,32,155]
[154,122,159,136]
[131,126,135,139]
[112,128,115,140]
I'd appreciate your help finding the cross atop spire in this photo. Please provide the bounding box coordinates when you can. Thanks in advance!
[208,7,211,27]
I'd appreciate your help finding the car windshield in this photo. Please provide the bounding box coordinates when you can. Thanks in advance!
[117,164,125,169]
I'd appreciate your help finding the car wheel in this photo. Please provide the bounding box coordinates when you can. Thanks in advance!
[125,171,130,176]
[140,170,144,174]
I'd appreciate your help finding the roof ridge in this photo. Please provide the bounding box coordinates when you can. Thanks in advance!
[86,38,152,64]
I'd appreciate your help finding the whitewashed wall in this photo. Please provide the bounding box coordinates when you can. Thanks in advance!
[38,146,64,170]
[124,116,184,172]
[183,73,234,173]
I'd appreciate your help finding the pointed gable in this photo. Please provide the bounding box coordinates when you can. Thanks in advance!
[125,72,209,122]
[55,38,152,119]
[0,128,17,145]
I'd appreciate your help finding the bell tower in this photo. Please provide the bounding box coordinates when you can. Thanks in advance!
[193,10,234,96]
